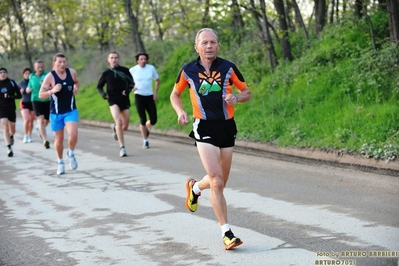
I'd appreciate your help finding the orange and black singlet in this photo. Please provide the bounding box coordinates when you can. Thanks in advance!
[173,57,247,121]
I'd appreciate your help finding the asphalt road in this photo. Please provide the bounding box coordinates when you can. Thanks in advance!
[0,121,398,266]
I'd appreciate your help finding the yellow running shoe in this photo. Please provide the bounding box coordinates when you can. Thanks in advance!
[185,178,201,212]
[223,230,243,250]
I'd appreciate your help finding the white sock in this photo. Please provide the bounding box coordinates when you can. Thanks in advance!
[193,182,201,194]
[68,149,74,156]
[221,224,231,236]
[58,159,64,164]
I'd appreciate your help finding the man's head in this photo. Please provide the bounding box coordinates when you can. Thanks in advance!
[52,53,67,72]
[194,28,220,61]
[0,67,7,81]
[33,60,44,75]
[135,52,149,68]
[108,52,120,68]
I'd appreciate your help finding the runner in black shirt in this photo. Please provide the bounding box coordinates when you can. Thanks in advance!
[97,51,135,157]
[0,67,22,157]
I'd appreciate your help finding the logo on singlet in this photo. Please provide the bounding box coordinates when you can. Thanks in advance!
[197,71,222,96]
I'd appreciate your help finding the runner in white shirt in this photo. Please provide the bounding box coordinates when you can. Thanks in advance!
[129,53,160,149]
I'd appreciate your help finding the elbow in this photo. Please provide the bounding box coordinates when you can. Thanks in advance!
[248,90,252,101]
[170,93,177,103]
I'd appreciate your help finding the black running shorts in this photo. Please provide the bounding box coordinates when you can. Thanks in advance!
[189,118,237,148]
[20,101,34,111]
[0,108,16,122]
[108,97,130,111]
[32,101,50,120]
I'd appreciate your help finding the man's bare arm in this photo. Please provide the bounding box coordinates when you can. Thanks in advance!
[39,73,53,99]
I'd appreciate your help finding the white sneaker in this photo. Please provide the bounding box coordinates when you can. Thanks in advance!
[67,151,78,170]
[27,135,32,142]
[119,147,127,157]
[23,135,28,143]
[57,163,65,175]
[143,140,149,149]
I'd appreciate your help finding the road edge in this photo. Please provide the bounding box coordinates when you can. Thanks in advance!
[79,119,399,177]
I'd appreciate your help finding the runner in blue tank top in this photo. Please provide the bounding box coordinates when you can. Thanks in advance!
[39,53,80,175]
[49,67,76,114]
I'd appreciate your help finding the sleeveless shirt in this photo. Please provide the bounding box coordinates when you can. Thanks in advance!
[50,68,76,114]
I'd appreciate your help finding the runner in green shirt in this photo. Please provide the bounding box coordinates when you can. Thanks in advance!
[27,60,51,149]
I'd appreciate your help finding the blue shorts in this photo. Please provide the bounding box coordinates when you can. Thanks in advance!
[50,109,79,132]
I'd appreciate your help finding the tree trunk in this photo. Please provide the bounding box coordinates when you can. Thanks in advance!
[124,0,146,53]
[336,0,340,21]
[354,0,364,18]
[259,0,279,69]
[148,0,164,40]
[285,0,296,32]
[330,0,335,23]
[10,0,33,65]
[201,0,211,27]
[292,0,310,47]
[273,0,294,61]
[387,0,399,42]
[315,0,327,35]
[231,0,245,44]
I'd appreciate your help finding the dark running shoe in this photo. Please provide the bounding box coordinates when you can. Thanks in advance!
[185,178,200,212]
[223,230,243,250]
[44,140,50,149]
[7,147,13,157]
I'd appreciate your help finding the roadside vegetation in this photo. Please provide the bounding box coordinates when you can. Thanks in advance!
[74,13,399,163]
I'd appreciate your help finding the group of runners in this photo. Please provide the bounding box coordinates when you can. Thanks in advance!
[1,51,160,172]
[1,28,252,250]
[0,54,79,175]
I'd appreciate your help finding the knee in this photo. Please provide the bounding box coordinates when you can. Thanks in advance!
[55,134,64,143]
[210,176,225,191]
[115,118,123,127]
[68,131,78,141]
[122,124,129,131]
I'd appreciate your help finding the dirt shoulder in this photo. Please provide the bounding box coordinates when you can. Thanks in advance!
[80,119,399,177]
